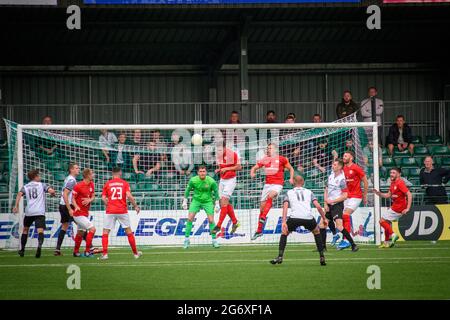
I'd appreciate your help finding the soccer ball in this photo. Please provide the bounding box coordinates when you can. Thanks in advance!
[191,134,203,146]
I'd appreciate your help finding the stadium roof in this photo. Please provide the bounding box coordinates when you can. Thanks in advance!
[1,1,450,69]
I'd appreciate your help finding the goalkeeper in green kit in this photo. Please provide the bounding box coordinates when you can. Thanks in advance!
[182,165,220,249]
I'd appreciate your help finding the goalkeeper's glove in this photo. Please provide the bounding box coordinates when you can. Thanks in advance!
[214,200,221,213]
[182,198,188,210]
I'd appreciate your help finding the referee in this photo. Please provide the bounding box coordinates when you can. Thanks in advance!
[270,176,327,266]
[419,156,450,204]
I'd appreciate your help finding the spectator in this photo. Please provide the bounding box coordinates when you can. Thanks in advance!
[151,130,169,163]
[363,140,383,167]
[286,113,296,122]
[386,115,414,155]
[99,128,118,163]
[228,111,241,124]
[170,133,193,177]
[312,114,322,123]
[131,129,144,146]
[265,110,277,123]
[110,133,131,172]
[312,139,337,174]
[35,116,58,156]
[360,86,384,142]
[419,156,450,204]
[280,114,301,166]
[336,90,359,119]
[133,141,162,178]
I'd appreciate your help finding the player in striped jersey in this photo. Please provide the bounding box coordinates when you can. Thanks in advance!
[54,163,80,256]
[12,169,56,258]
[270,176,327,266]
[321,159,359,252]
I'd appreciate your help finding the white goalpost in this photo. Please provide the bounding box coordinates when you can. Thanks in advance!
[5,119,381,249]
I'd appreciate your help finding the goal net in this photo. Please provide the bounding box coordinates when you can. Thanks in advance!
[3,116,380,249]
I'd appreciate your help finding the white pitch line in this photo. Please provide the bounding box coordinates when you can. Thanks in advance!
[1,256,449,268]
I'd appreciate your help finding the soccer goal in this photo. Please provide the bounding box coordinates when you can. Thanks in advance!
[3,116,381,249]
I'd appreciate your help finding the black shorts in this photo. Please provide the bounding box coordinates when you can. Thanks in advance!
[329,202,344,221]
[23,215,46,229]
[286,217,317,232]
[59,204,73,224]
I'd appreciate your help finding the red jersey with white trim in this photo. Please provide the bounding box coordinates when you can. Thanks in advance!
[102,178,130,214]
[217,148,239,180]
[343,163,365,199]
[72,181,95,217]
[257,155,288,185]
[390,178,409,213]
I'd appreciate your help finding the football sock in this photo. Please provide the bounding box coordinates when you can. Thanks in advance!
[85,230,95,253]
[320,228,327,248]
[127,233,138,255]
[380,220,393,241]
[102,234,109,255]
[313,233,325,257]
[209,223,217,240]
[185,220,193,238]
[342,214,352,238]
[341,228,355,246]
[328,219,337,235]
[278,234,287,257]
[74,234,83,253]
[217,206,228,229]
[56,229,66,251]
[20,233,28,251]
[227,204,238,224]
[257,198,273,233]
[37,232,44,248]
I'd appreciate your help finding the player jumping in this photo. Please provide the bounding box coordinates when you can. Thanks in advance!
[373,167,412,248]
[250,143,294,240]
[12,169,56,258]
[321,159,359,252]
[100,167,142,260]
[211,142,242,235]
[182,165,220,249]
[339,151,368,250]
[270,176,327,266]
[71,168,96,257]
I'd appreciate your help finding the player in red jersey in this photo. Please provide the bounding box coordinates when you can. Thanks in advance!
[250,143,294,240]
[71,168,96,257]
[373,167,412,248]
[212,142,242,236]
[339,151,369,250]
[99,167,142,260]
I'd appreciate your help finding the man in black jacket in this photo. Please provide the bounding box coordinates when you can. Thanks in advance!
[387,115,414,156]
[336,90,359,119]
[420,156,450,204]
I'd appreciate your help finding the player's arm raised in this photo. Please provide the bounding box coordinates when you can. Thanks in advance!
[284,160,295,185]
[12,190,24,214]
[126,190,140,214]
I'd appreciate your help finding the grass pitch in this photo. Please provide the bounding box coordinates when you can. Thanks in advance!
[1,241,449,300]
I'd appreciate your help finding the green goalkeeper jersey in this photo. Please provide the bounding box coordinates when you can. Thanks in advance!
[184,176,219,203]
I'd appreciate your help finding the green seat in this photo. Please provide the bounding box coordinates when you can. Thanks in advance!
[53,172,66,181]
[398,157,417,168]
[393,149,410,158]
[429,145,450,156]
[441,158,450,168]
[413,146,429,156]
[0,185,8,193]
[405,167,421,178]
[0,175,7,183]
[122,172,133,180]
[382,157,395,168]
[381,148,388,156]
[410,136,423,145]
[425,135,443,145]
[46,161,65,171]
[129,183,138,192]
[408,178,420,186]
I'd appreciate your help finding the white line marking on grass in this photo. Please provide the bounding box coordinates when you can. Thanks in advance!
[1,256,450,268]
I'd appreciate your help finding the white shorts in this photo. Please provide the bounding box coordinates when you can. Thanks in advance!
[73,215,94,231]
[260,184,283,202]
[344,198,362,212]
[382,208,402,222]
[104,213,131,230]
[219,177,237,199]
